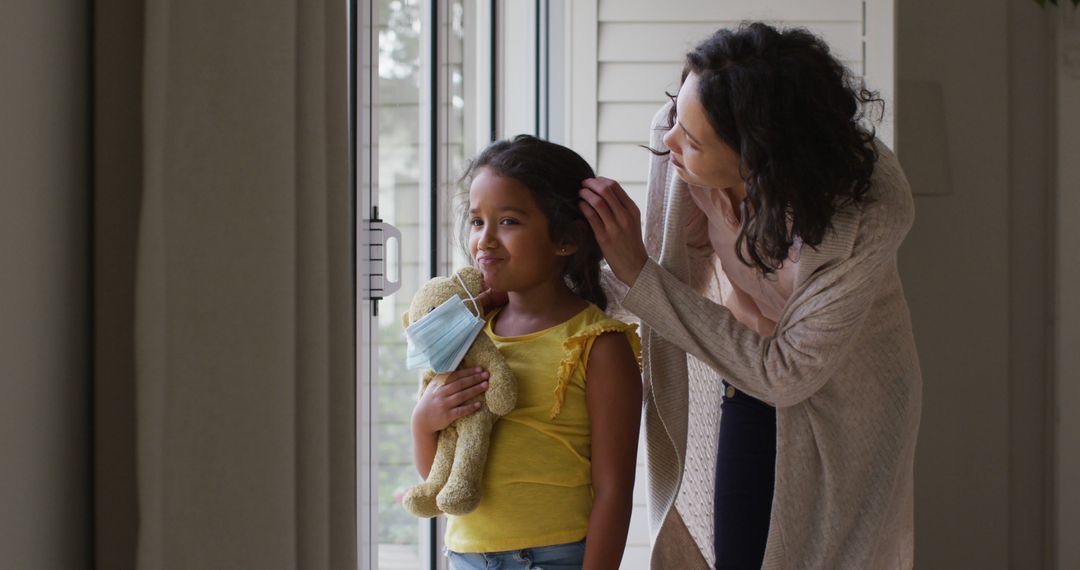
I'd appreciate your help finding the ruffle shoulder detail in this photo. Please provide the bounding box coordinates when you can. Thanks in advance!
[550,320,642,419]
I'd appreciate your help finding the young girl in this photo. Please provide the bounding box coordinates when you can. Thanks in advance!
[410,135,642,570]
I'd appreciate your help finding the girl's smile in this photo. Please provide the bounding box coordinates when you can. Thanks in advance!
[475,254,503,267]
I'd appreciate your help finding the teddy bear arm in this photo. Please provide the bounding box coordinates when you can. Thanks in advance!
[464,338,517,416]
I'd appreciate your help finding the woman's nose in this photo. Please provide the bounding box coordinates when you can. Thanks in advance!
[662,126,679,153]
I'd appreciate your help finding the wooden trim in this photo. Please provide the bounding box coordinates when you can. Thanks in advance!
[864,0,896,149]
[568,0,598,165]
[1054,6,1080,569]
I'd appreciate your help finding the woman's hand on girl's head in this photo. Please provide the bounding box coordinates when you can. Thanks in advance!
[412,367,490,435]
[578,177,650,287]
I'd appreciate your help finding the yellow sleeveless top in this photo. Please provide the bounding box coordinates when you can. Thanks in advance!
[444,304,641,553]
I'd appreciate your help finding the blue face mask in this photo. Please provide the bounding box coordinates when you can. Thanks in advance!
[404,273,486,373]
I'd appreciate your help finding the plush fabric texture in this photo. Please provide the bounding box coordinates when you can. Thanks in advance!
[609,103,922,569]
[401,267,518,518]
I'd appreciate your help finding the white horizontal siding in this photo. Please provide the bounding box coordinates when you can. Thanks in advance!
[598,22,718,63]
[626,509,651,548]
[620,420,651,570]
[633,465,649,506]
[598,103,664,142]
[597,144,651,185]
[623,545,651,568]
[598,21,863,66]
[599,0,862,22]
[598,63,682,103]
[621,184,648,209]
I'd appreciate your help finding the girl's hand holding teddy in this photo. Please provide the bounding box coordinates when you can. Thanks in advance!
[412,367,491,434]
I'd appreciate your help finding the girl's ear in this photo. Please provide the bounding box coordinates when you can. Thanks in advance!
[556,219,589,257]
[555,241,578,257]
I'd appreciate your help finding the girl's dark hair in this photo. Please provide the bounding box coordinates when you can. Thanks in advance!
[666,22,882,274]
[461,135,607,310]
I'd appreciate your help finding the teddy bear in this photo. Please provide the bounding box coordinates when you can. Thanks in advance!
[400,266,517,517]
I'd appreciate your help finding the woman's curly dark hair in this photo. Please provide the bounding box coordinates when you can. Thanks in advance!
[668,22,883,275]
[458,135,607,310]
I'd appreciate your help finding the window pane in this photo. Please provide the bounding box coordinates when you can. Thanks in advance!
[376,0,425,567]
[442,0,474,275]
[375,0,474,567]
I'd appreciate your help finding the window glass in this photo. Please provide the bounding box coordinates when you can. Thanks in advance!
[375,0,471,567]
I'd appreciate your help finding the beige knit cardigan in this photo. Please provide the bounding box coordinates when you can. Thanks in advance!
[608,104,922,569]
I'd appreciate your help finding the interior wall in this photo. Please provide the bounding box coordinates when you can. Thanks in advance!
[1053,7,1080,569]
[0,1,90,568]
[1008,4,1054,569]
[898,0,1052,568]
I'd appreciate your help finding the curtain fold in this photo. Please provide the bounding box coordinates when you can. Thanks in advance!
[93,1,144,568]
[95,0,354,567]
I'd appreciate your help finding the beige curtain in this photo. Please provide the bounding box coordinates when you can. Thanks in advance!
[95,0,355,567]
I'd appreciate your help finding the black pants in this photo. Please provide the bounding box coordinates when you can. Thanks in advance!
[713,382,776,570]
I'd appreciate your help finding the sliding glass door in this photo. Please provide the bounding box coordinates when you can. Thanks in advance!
[356,1,495,568]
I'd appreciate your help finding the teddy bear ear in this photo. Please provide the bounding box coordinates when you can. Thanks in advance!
[401,311,410,330]
[456,266,485,295]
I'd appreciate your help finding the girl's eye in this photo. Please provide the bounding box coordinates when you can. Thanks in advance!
[499,218,518,225]
[469,218,483,227]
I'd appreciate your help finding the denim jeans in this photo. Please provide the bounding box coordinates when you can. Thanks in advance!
[446,539,586,570]
[714,381,776,570]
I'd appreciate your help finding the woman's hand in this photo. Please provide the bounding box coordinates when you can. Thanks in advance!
[412,367,490,435]
[579,177,650,287]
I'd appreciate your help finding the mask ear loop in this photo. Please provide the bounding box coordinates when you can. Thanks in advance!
[454,273,482,316]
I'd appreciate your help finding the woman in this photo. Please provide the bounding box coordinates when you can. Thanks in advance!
[578,23,921,569]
